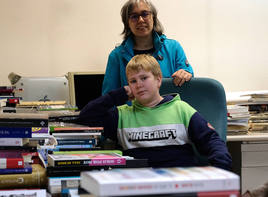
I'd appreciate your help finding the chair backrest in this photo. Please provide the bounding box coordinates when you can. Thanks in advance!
[159,77,227,141]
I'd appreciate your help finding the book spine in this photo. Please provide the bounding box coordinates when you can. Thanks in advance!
[0,93,14,96]
[53,158,126,167]
[48,176,80,194]
[0,189,47,196]
[53,150,123,155]
[88,158,126,166]
[31,127,49,134]
[52,127,103,131]
[0,165,32,174]
[110,180,239,196]
[0,127,32,138]
[57,139,96,145]
[0,146,37,151]
[197,190,240,197]
[52,132,101,137]
[81,171,239,196]
[0,164,47,189]
[54,144,94,150]
[7,97,20,104]
[0,158,24,169]
[0,138,27,146]
[51,130,102,133]
[0,119,48,127]
[248,105,268,112]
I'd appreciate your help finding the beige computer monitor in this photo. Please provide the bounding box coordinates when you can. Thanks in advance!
[67,71,104,110]
[15,76,69,103]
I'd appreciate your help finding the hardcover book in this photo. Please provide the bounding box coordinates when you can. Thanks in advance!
[0,127,32,138]
[0,149,38,165]
[0,157,24,169]
[0,112,48,127]
[57,138,97,145]
[67,189,240,197]
[53,150,123,155]
[0,138,29,146]
[0,189,47,197]
[52,132,102,138]
[0,164,47,189]
[50,126,103,132]
[0,163,32,174]
[32,127,49,134]
[80,166,240,197]
[54,144,95,150]
[48,176,80,194]
[47,153,126,167]
[46,158,148,177]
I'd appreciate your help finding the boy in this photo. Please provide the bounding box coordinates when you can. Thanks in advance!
[79,54,232,171]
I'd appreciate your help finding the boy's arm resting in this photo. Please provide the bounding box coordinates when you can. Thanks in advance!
[78,87,128,140]
[188,112,232,171]
[79,87,128,121]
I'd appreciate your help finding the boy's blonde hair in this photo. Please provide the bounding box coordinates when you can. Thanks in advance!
[126,54,162,80]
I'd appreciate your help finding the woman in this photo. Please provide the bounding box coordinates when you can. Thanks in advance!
[102,0,194,95]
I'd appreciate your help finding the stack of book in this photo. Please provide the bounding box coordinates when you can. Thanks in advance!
[46,148,148,196]
[15,100,77,114]
[226,90,268,135]
[49,123,103,151]
[245,93,268,133]
[80,166,240,197]
[0,86,22,112]
[0,112,48,189]
[35,114,101,166]
[227,105,250,135]
[46,151,127,196]
[0,112,51,140]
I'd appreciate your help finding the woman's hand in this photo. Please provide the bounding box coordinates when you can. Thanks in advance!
[172,69,192,86]
[124,86,135,100]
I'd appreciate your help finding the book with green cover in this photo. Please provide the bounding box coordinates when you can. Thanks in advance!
[53,150,122,156]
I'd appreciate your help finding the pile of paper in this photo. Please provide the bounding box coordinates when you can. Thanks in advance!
[226,90,268,135]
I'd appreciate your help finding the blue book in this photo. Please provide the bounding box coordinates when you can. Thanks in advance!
[0,127,32,138]
[54,144,94,150]
[0,163,32,174]
[57,139,96,145]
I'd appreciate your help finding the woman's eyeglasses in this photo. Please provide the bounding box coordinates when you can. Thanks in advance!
[129,11,152,22]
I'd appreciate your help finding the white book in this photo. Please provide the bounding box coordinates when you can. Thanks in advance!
[80,166,240,197]
[0,138,29,146]
[48,176,80,194]
[52,132,101,138]
[0,189,46,197]
[227,105,249,114]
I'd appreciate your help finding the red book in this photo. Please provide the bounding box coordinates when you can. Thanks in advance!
[0,158,24,169]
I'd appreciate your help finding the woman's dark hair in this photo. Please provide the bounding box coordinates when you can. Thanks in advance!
[121,0,164,40]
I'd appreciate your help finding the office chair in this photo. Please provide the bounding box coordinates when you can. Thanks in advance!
[160,77,228,164]
[160,77,227,141]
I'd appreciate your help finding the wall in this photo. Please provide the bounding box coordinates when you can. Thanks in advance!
[0,0,268,92]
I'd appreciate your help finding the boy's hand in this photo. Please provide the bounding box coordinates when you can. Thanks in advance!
[124,86,135,100]
[172,69,192,87]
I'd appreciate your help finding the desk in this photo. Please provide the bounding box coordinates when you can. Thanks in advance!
[227,134,268,193]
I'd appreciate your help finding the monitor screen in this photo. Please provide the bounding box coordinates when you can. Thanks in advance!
[68,72,104,110]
